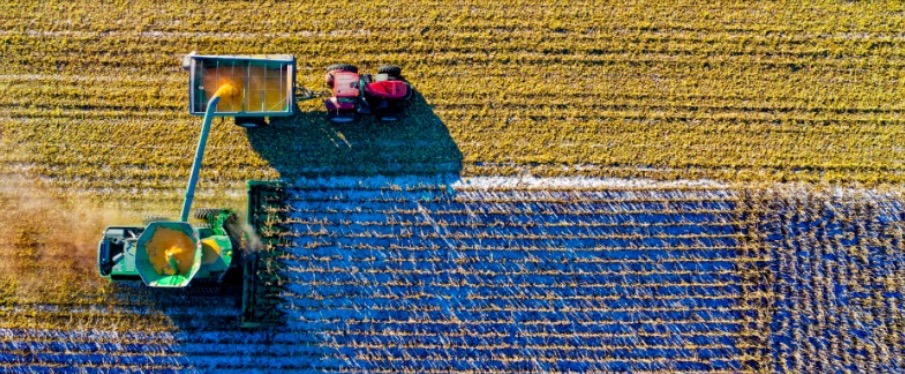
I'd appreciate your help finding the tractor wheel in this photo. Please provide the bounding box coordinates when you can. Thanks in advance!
[377,65,402,77]
[143,215,170,225]
[327,111,358,124]
[235,116,267,129]
[326,64,358,73]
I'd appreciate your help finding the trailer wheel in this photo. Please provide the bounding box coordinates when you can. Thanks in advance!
[235,117,267,129]
[377,65,402,77]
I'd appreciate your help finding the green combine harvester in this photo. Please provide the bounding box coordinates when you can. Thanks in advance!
[97,209,236,287]
[97,54,293,327]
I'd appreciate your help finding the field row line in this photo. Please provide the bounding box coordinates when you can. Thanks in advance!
[282,267,743,277]
[0,329,755,347]
[282,254,765,264]
[284,245,761,255]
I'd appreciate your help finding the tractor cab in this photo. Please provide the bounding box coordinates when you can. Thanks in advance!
[332,71,360,98]
[325,64,413,123]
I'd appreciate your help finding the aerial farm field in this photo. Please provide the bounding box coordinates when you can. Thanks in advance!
[0,0,903,372]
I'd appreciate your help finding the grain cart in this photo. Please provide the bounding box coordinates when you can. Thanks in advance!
[98,54,294,327]
[183,53,296,128]
[324,64,414,123]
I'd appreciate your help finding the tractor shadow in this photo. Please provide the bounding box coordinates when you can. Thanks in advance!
[247,87,462,318]
[247,90,463,178]
[215,88,464,368]
[243,88,464,324]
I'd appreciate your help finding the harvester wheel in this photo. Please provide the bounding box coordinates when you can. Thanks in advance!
[143,215,170,225]
[194,208,220,220]
[377,65,402,77]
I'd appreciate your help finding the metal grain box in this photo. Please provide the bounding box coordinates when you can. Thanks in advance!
[185,54,296,117]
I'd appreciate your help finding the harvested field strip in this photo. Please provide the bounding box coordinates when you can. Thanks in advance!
[3,1,905,186]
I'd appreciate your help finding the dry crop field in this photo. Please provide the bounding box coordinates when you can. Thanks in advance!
[0,0,904,372]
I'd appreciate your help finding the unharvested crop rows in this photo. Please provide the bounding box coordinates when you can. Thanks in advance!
[746,188,905,373]
[2,178,904,371]
[0,179,764,372]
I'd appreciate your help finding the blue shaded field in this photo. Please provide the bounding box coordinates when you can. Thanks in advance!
[5,181,901,372]
[760,191,905,372]
[278,183,757,372]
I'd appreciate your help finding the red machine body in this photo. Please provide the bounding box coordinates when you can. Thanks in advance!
[324,64,413,123]
[365,80,410,100]
[331,71,360,98]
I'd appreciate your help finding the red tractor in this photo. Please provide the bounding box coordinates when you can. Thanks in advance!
[324,64,414,123]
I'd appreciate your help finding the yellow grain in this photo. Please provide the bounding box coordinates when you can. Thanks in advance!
[144,228,195,275]
[200,238,221,265]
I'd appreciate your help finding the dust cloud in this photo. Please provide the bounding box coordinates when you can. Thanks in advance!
[0,176,138,295]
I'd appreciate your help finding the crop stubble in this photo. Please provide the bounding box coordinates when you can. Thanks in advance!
[1,1,904,211]
[1,1,904,372]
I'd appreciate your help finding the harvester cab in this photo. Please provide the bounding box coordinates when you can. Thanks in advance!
[325,64,414,123]
[97,209,239,287]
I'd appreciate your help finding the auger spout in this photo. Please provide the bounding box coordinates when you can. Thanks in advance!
[180,83,238,222]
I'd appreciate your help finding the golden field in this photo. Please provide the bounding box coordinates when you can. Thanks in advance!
[1,1,905,213]
[1,1,904,372]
